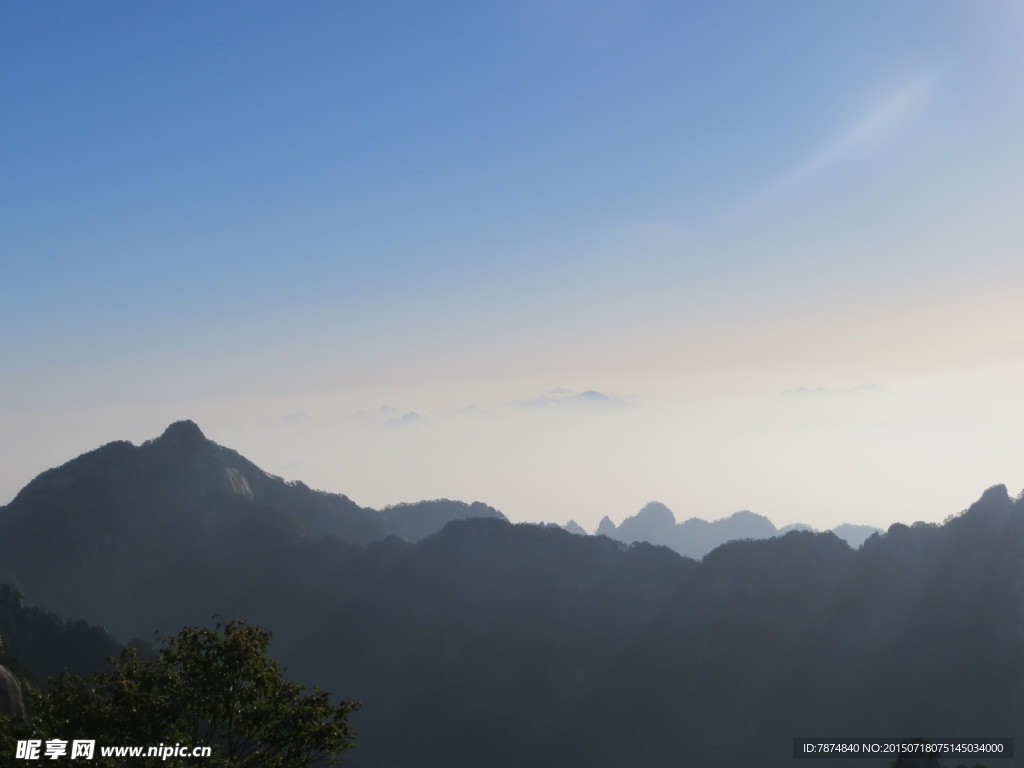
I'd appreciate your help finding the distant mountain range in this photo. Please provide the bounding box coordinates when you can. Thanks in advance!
[580,501,882,558]
[0,421,1019,768]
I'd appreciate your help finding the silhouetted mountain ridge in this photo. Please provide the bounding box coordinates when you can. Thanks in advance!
[0,420,505,636]
[0,585,120,685]
[587,501,883,557]
[0,424,1018,768]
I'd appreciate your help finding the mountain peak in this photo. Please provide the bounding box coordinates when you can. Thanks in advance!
[636,501,675,524]
[156,420,208,447]
[979,483,1009,503]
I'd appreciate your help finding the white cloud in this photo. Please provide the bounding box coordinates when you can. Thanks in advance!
[778,384,884,398]
[385,411,430,428]
[505,388,628,410]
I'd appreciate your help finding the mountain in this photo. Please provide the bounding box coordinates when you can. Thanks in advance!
[0,424,1018,767]
[589,502,883,557]
[0,420,503,638]
[85,486,1023,768]
[831,522,885,548]
[0,584,120,684]
[544,486,1022,768]
[0,583,123,719]
[594,503,780,557]
[380,499,505,543]
[562,519,587,536]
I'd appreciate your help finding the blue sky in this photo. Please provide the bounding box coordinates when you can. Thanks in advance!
[3,2,1023,531]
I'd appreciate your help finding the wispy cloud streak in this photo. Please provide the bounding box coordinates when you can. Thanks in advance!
[743,71,943,210]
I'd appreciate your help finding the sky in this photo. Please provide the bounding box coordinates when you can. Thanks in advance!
[2,1,1023,533]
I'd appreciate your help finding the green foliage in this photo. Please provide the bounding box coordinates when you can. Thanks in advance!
[26,621,359,767]
[0,712,31,763]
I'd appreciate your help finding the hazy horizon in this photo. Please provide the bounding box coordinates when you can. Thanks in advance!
[3,2,1023,533]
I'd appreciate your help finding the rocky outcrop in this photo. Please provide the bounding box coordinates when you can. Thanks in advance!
[0,663,26,720]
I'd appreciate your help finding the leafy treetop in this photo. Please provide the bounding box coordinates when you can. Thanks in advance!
[19,620,359,767]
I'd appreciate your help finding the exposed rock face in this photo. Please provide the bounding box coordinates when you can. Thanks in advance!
[0,664,26,720]
[225,466,255,500]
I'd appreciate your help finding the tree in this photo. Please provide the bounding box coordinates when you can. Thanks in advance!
[24,620,359,767]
